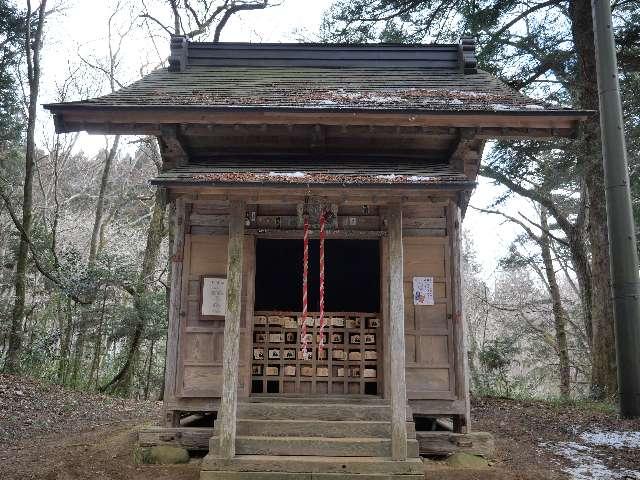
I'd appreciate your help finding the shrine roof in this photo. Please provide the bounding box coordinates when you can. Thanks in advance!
[45,39,589,122]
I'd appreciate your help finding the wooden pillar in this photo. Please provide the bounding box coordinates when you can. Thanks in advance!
[218,200,245,459]
[449,199,471,433]
[388,204,408,461]
[163,197,186,423]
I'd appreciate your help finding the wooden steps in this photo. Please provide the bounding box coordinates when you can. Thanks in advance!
[233,419,416,438]
[236,401,405,421]
[203,455,423,475]
[201,399,422,479]
[209,435,420,457]
[201,472,424,480]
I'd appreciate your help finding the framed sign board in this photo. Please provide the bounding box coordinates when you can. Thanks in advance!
[200,275,227,319]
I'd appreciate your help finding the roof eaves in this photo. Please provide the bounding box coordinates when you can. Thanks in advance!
[150,178,478,189]
[43,102,593,118]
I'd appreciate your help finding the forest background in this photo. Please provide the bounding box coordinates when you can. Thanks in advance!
[0,0,638,403]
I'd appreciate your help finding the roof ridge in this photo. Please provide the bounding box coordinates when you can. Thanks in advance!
[168,36,477,73]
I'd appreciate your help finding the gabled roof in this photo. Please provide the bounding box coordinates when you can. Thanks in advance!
[45,38,588,124]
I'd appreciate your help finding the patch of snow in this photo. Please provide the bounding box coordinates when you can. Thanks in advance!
[317,99,337,105]
[362,94,404,103]
[340,92,362,100]
[448,89,492,98]
[579,430,640,449]
[268,171,306,178]
[449,99,464,105]
[375,174,398,180]
[491,103,513,111]
[525,104,545,110]
[407,175,436,182]
[541,441,640,480]
[420,98,450,104]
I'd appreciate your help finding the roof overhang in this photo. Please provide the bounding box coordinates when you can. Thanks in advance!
[45,104,592,139]
[151,179,477,189]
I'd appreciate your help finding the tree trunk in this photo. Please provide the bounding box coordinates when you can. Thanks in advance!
[4,1,47,373]
[144,339,155,400]
[89,137,120,264]
[88,287,108,386]
[569,0,617,399]
[568,227,593,348]
[69,330,86,388]
[540,209,572,398]
[57,297,74,384]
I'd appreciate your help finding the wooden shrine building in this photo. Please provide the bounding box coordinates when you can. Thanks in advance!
[46,38,588,479]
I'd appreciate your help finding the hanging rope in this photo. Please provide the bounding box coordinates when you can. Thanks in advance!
[318,211,326,354]
[300,213,310,358]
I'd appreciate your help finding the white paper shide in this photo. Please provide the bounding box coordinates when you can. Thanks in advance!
[413,276,434,305]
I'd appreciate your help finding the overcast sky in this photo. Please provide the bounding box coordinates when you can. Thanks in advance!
[31,0,527,281]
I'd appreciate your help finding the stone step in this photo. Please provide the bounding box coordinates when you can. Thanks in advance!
[237,402,393,421]
[228,419,416,439]
[209,436,420,457]
[201,454,424,477]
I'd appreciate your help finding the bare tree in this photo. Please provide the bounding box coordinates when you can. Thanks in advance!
[69,2,136,387]
[471,204,572,398]
[100,0,276,393]
[140,0,275,40]
[4,0,48,373]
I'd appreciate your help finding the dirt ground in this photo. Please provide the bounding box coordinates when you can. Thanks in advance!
[1,374,639,480]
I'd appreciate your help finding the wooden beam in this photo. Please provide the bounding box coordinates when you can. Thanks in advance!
[449,129,477,170]
[217,200,245,459]
[56,119,578,139]
[242,236,256,399]
[53,107,587,133]
[159,125,189,169]
[448,199,471,433]
[311,124,326,150]
[170,188,458,205]
[181,123,457,139]
[387,204,408,461]
[417,431,495,457]
[139,427,213,450]
[163,198,187,419]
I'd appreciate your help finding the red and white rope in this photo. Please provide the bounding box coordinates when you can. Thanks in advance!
[300,215,310,358]
[318,212,326,354]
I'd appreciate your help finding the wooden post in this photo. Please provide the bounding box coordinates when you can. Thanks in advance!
[163,197,186,421]
[449,199,471,433]
[387,204,408,461]
[217,200,245,459]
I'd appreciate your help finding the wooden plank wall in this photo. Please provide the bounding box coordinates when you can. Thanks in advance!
[167,198,467,419]
[175,202,252,400]
[402,204,458,406]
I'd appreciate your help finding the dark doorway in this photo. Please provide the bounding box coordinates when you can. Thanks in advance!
[255,239,380,313]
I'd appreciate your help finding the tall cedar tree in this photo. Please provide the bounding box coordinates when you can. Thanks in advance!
[323,0,640,398]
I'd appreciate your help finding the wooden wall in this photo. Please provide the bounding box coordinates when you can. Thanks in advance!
[402,203,467,419]
[166,198,468,421]
[174,202,253,399]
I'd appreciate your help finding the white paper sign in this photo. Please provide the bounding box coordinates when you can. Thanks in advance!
[413,277,434,306]
[201,277,227,317]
